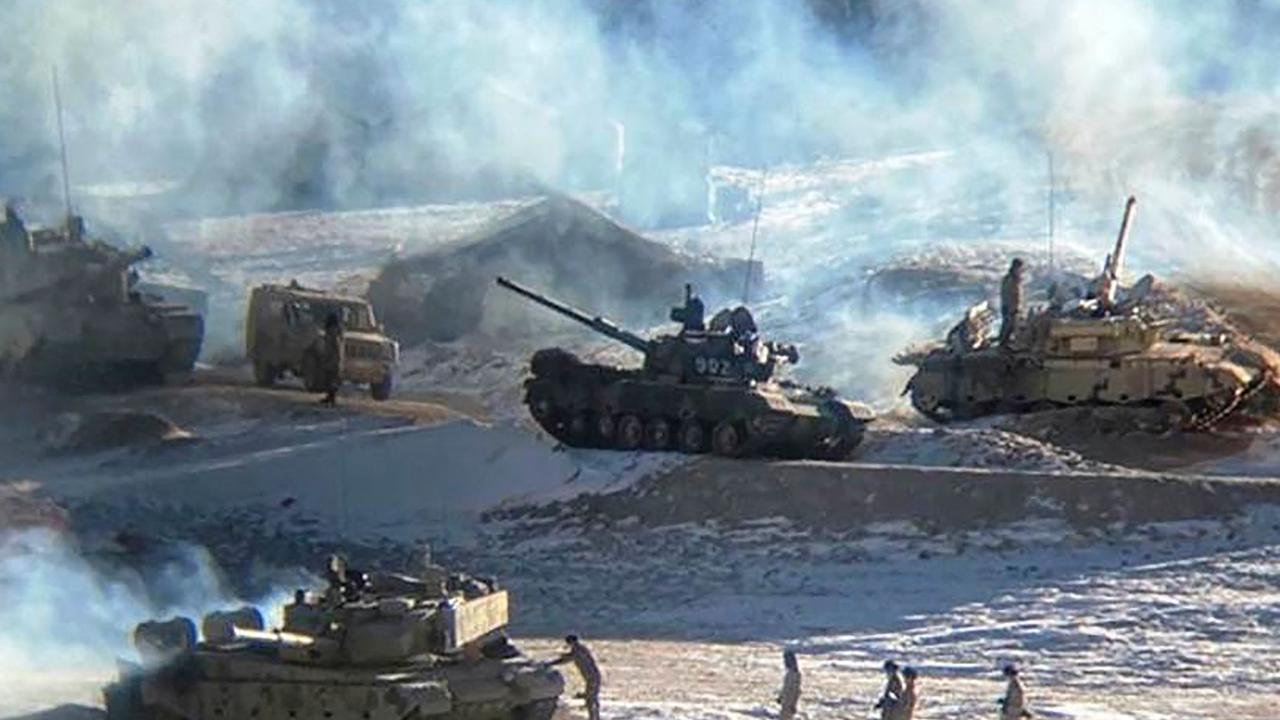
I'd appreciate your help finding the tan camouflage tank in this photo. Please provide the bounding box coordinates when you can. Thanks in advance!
[894,197,1279,429]
[104,555,563,720]
[0,208,203,386]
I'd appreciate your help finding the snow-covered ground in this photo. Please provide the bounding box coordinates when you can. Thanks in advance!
[7,150,1280,720]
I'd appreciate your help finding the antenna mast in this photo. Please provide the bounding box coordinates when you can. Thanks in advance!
[51,66,73,222]
[1046,150,1055,274]
[742,168,768,304]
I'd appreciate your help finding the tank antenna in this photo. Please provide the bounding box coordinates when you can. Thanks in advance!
[1046,150,1055,275]
[51,65,73,224]
[742,167,768,304]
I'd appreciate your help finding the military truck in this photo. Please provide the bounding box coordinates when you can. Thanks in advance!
[496,276,874,459]
[894,197,1278,429]
[0,208,203,386]
[246,282,399,400]
[104,554,563,720]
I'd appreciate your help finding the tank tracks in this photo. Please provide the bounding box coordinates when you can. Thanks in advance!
[909,375,1273,432]
[526,383,865,461]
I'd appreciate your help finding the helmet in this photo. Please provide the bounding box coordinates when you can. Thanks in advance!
[903,666,918,678]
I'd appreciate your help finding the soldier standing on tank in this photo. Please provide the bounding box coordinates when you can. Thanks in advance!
[875,660,905,720]
[997,664,1032,719]
[320,312,344,405]
[777,649,801,720]
[551,634,601,720]
[999,258,1026,346]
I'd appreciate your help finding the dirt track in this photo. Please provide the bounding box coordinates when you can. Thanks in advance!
[499,457,1280,533]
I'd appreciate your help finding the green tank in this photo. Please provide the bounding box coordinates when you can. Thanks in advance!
[0,209,203,386]
[893,197,1278,429]
[496,276,874,459]
[103,555,563,720]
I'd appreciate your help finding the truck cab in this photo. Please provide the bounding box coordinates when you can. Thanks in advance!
[246,283,399,400]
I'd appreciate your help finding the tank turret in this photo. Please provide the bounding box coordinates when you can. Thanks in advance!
[495,276,873,459]
[496,276,795,385]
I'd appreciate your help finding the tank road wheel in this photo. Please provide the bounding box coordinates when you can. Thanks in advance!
[678,420,707,454]
[529,393,556,423]
[644,417,673,450]
[711,420,745,457]
[616,414,645,451]
[568,412,595,446]
[514,699,558,720]
[253,360,277,387]
[596,414,617,445]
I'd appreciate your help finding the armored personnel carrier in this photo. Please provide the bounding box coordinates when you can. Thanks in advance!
[894,197,1277,429]
[0,208,203,385]
[496,276,874,459]
[104,554,563,720]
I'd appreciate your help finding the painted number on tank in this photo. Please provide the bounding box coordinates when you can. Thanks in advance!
[695,357,734,376]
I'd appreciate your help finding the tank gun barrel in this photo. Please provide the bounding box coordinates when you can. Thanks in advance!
[495,276,651,353]
[228,626,320,649]
[1108,196,1137,279]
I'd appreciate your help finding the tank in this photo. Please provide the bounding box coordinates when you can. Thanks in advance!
[0,209,203,386]
[495,276,874,459]
[894,197,1278,429]
[103,554,564,720]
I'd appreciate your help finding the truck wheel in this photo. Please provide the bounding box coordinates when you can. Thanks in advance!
[370,375,393,400]
[253,360,276,387]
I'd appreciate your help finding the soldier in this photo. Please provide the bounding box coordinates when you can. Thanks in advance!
[1,200,28,252]
[997,664,1031,719]
[893,666,919,720]
[777,649,801,720]
[320,312,344,405]
[551,634,601,720]
[999,258,1025,346]
[875,660,905,720]
[674,283,706,332]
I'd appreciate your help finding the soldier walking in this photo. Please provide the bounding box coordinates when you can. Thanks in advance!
[551,634,601,720]
[320,312,344,405]
[997,664,1032,719]
[999,258,1025,346]
[891,666,919,720]
[875,660,905,720]
[777,649,801,720]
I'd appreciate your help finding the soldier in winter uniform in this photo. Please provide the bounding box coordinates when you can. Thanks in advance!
[777,649,801,720]
[320,312,344,405]
[892,666,919,720]
[551,634,601,720]
[998,664,1032,719]
[875,660,905,720]
[999,258,1025,346]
